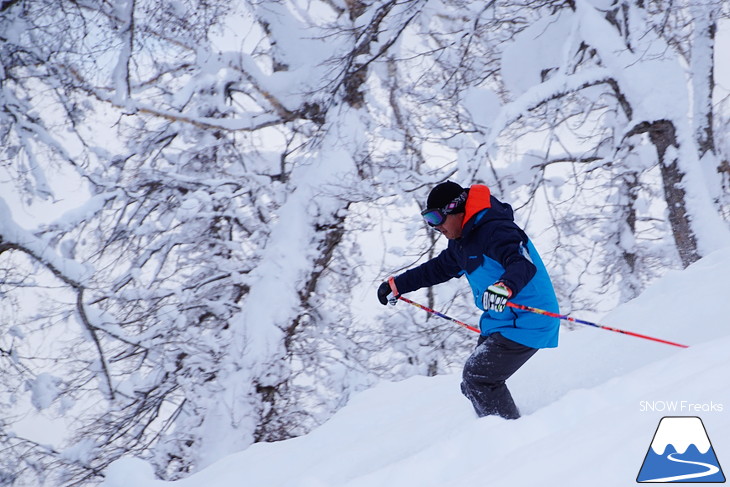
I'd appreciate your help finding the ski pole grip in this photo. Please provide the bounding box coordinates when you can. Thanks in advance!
[388,276,399,297]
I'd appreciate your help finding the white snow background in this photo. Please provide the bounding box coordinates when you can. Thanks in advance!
[101,246,730,487]
[3,2,730,486]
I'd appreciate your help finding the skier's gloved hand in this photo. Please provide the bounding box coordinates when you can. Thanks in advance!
[377,279,399,306]
[482,282,512,313]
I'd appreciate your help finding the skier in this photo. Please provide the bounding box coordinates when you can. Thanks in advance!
[377,181,560,419]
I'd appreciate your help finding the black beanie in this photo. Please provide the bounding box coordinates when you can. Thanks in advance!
[426,181,467,212]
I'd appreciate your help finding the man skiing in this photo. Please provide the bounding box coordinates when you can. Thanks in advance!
[377,181,560,419]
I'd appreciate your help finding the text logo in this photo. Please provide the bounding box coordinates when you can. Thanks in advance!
[639,401,724,413]
[637,416,725,483]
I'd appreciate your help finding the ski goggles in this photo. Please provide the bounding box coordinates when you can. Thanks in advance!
[421,191,467,227]
[421,207,448,227]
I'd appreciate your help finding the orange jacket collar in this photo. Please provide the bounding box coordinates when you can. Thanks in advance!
[462,185,491,228]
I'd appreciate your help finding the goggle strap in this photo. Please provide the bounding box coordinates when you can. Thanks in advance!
[444,191,467,212]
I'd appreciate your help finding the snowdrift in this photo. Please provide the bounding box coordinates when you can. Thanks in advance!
[102,248,730,487]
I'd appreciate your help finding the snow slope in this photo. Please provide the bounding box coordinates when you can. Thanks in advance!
[102,248,730,487]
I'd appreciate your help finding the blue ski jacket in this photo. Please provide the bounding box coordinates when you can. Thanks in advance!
[394,185,560,349]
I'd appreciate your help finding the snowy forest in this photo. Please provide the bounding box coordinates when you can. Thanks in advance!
[1,0,730,485]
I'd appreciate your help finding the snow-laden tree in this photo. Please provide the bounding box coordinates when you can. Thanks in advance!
[0,0,415,483]
[362,0,730,308]
[1,0,730,485]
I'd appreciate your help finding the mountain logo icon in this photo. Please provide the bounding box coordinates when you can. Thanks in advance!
[637,416,725,483]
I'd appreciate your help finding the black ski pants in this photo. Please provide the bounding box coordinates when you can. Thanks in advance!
[461,332,537,420]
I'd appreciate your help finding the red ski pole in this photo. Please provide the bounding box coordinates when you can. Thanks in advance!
[506,302,689,349]
[397,296,689,349]
[397,296,480,334]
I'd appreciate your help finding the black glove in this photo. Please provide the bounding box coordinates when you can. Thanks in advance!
[377,281,398,306]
